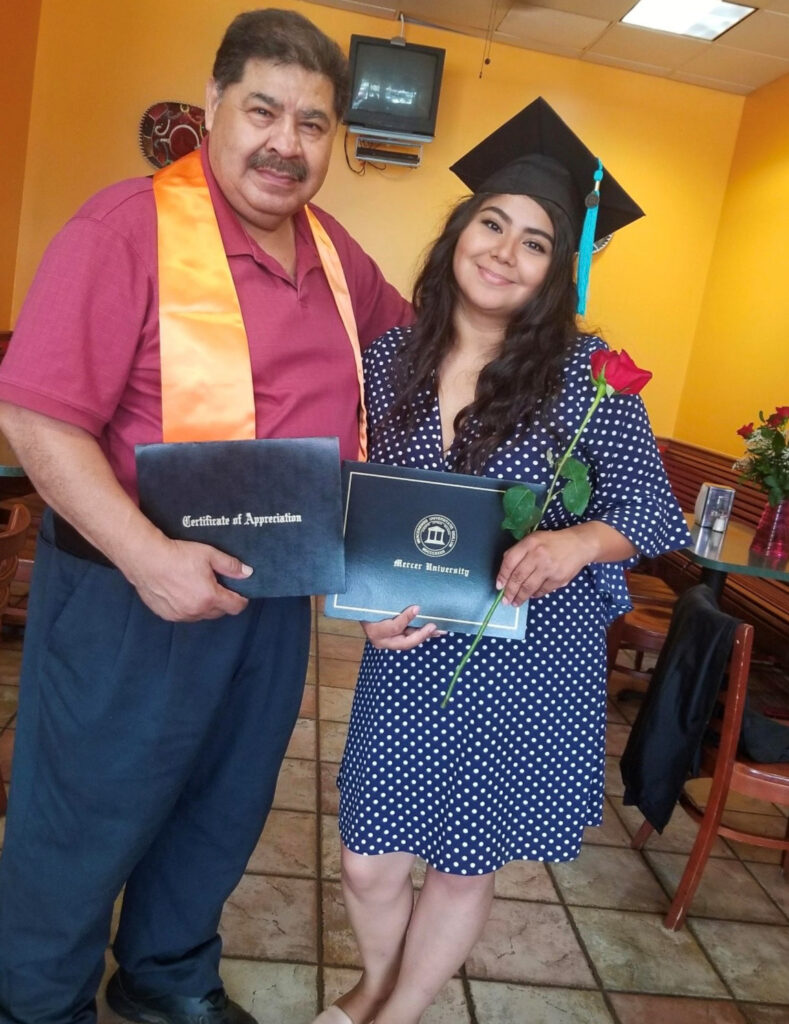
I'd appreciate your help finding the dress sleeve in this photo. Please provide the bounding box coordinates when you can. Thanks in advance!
[583,391,690,555]
[546,338,693,621]
[578,380,692,620]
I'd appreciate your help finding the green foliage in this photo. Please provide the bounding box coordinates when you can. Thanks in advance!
[501,485,540,539]
[735,410,789,507]
[562,476,592,516]
[559,456,592,516]
[501,455,592,540]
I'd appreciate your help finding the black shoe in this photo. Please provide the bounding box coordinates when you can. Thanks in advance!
[105,970,257,1024]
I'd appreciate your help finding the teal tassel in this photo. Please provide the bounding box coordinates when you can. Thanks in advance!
[576,159,603,316]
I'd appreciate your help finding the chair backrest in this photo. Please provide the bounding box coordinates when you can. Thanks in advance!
[703,621,754,774]
[620,584,744,831]
[0,503,32,606]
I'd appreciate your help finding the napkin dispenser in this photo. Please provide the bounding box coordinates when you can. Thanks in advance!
[694,483,735,532]
[692,525,726,559]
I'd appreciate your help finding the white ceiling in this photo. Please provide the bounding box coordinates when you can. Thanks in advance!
[317,0,789,94]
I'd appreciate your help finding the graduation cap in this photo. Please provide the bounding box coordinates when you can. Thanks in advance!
[449,97,644,314]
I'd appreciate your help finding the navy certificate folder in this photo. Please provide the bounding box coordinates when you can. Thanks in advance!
[135,437,345,599]
[324,462,545,638]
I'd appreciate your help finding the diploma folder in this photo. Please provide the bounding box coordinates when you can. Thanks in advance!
[135,437,345,599]
[325,462,545,638]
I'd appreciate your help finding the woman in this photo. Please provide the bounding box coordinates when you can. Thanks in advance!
[314,99,690,1024]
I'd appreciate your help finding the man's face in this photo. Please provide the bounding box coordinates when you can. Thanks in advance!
[205,58,338,235]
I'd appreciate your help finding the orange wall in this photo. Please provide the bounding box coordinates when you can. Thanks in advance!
[12,0,745,436]
[675,71,789,457]
[0,0,41,330]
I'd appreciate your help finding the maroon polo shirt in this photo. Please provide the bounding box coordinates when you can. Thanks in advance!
[0,145,411,500]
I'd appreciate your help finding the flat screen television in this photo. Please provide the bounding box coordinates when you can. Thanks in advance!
[345,35,446,141]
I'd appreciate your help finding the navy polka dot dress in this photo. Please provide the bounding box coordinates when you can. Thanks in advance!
[337,328,691,873]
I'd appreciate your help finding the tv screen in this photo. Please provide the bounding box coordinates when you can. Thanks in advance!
[345,35,446,140]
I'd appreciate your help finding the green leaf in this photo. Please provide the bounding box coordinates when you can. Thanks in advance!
[557,457,591,515]
[561,456,588,484]
[561,476,592,516]
[501,485,539,539]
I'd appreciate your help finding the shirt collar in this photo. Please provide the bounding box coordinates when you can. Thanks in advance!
[200,140,322,279]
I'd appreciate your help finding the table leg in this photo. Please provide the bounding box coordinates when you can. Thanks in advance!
[700,567,726,601]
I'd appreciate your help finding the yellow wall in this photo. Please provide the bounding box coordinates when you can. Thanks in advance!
[12,0,745,436]
[0,0,41,330]
[675,71,789,456]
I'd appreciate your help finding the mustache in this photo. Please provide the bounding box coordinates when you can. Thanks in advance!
[248,152,308,182]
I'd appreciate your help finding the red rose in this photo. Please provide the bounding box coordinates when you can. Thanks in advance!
[767,406,789,427]
[737,422,755,438]
[590,348,652,395]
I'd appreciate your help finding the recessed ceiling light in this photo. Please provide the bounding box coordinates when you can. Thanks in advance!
[622,0,755,40]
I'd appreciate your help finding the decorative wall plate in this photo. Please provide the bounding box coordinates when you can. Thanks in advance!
[139,101,206,169]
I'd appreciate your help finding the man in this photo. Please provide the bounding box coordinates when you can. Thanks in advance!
[0,9,410,1024]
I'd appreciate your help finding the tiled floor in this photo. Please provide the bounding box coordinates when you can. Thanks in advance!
[2,604,789,1024]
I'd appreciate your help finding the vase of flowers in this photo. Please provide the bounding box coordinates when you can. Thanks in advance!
[734,406,789,560]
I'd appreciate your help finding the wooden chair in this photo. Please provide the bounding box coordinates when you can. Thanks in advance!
[631,618,789,930]
[607,569,678,697]
[0,558,33,629]
[0,492,43,630]
[0,502,32,816]
[627,571,677,607]
[607,604,672,696]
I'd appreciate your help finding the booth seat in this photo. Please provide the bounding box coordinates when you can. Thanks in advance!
[655,436,789,669]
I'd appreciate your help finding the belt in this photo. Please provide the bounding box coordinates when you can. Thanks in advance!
[52,513,115,568]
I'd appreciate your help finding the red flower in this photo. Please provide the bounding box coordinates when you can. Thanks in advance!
[590,348,652,395]
[737,422,755,438]
[767,407,789,427]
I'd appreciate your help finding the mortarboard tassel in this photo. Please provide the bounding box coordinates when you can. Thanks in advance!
[576,159,603,316]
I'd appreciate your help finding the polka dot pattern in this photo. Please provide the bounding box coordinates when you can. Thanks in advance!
[338,329,691,874]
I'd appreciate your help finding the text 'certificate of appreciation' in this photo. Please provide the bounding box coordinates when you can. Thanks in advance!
[324,462,545,638]
[136,436,344,599]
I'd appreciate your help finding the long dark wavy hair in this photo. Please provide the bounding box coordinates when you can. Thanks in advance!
[381,191,579,473]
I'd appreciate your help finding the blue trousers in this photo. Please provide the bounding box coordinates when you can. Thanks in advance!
[0,515,311,1023]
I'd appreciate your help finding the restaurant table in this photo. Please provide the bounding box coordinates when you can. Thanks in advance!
[684,512,789,599]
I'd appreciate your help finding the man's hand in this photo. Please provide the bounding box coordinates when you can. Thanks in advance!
[0,405,255,623]
[362,605,442,650]
[120,536,252,622]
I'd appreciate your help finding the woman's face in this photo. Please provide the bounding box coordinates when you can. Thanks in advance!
[452,193,554,325]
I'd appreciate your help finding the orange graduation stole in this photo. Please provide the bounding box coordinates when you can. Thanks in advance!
[153,148,367,458]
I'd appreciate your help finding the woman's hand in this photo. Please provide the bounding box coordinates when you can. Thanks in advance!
[496,522,637,605]
[362,605,442,650]
[496,529,592,605]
